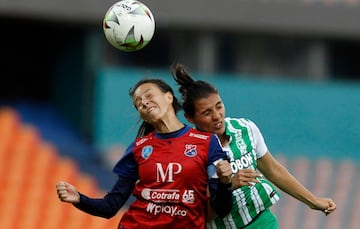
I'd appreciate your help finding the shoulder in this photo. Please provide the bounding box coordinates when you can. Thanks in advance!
[187,127,213,140]
[133,132,155,147]
[225,116,253,123]
[225,117,263,136]
[225,117,258,128]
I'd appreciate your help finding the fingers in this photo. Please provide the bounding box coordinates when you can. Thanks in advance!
[323,199,336,216]
[315,198,336,216]
[56,181,79,203]
[216,160,232,184]
[216,160,232,175]
[56,181,69,202]
[215,163,263,188]
[240,169,262,182]
[232,169,262,188]
[323,208,334,216]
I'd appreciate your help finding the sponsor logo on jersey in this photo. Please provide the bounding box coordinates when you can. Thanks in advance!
[156,163,182,182]
[136,137,150,146]
[181,189,195,204]
[146,202,188,216]
[141,188,181,202]
[141,145,153,159]
[141,188,195,204]
[184,144,197,157]
[189,132,209,140]
[230,152,254,173]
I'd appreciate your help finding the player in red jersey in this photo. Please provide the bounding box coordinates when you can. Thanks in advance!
[56,78,233,228]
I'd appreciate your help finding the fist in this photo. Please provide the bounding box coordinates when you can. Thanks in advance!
[56,181,80,204]
[216,160,232,184]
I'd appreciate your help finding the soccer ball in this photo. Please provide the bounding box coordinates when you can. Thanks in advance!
[103,0,155,52]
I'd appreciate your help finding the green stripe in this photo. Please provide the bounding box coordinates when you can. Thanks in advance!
[234,119,253,153]
[225,120,241,159]
[214,215,226,228]
[228,119,256,166]
[231,192,245,228]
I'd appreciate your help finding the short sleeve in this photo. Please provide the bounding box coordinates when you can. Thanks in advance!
[248,120,268,158]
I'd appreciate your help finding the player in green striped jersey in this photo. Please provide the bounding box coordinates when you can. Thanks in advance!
[171,64,336,229]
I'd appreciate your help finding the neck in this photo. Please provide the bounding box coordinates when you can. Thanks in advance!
[218,133,229,147]
[153,118,185,133]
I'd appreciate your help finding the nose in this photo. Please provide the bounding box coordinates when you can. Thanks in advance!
[212,110,222,120]
[141,99,149,108]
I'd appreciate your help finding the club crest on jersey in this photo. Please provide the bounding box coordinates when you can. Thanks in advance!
[184,144,197,157]
[142,145,153,159]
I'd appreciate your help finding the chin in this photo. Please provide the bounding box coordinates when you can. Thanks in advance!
[213,129,224,137]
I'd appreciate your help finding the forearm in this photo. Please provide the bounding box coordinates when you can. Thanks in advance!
[74,176,135,218]
[265,163,316,208]
[74,193,122,219]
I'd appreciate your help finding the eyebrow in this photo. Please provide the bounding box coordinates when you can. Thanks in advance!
[134,88,152,104]
[199,100,223,114]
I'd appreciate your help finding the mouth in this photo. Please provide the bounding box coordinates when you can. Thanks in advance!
[214,122,223,129]
[147,106,156,113]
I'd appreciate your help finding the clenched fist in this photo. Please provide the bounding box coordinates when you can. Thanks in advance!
[216,160,232,184]
[56,181,80,204]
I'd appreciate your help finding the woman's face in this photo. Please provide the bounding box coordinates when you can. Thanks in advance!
[186,93,226,137]
[132,83,173,124]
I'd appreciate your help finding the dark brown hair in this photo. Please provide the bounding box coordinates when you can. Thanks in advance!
[129,78,182,138]
[171,64,218,117]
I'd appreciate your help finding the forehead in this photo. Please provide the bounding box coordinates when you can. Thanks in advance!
[194,93,222,109]
[133,83,159,97]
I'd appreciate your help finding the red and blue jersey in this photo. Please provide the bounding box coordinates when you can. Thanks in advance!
[114,125,228,229]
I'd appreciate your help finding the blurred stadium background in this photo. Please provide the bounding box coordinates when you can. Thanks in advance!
[1,0,359,228]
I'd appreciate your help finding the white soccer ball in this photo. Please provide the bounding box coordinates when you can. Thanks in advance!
[103,0,155,52]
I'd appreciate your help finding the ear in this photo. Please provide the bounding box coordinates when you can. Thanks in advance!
[165,91,173,103]
[184,113,195,124]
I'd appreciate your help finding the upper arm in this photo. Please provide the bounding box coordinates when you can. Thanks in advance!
[112,141,139,180]
[257,151,285,181]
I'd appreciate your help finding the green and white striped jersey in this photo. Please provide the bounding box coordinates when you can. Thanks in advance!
[206,117,280,229]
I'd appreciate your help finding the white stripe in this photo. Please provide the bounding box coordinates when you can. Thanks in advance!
[250,185,266,214]
[263,182,280,204]
[233,188,252,225]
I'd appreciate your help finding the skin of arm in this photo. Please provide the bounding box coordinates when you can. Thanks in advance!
[256,151,336,215]
[230,168,261,190]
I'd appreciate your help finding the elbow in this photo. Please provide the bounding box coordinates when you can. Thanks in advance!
[98,210,118,219]
[103,207,121,219]
[103,213,116,219]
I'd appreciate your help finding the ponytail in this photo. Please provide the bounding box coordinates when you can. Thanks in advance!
[171,63,218,117]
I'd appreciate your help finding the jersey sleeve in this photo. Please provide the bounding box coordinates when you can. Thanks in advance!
[73,141,139,218]
[112,141,139,180]
[248,120,268,158]
[207,134,233,217]
[207,134,229,177]
[74,175,135,218]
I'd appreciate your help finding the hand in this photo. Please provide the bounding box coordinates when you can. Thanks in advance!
[231,169,262,190]
[310,197,336,216]
[216,160,232,184]
[56,181,80,204]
